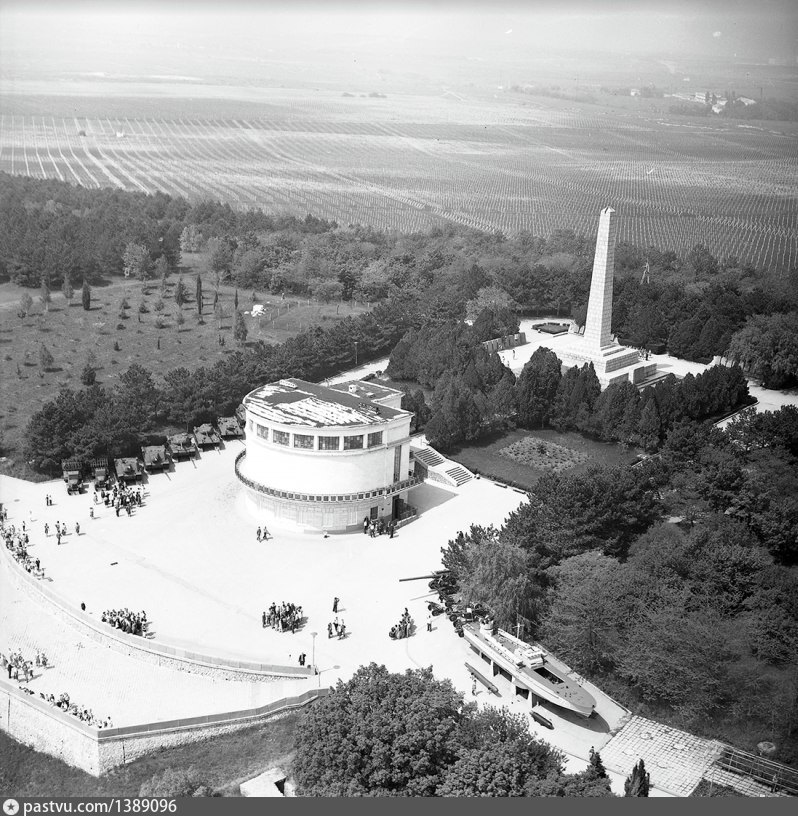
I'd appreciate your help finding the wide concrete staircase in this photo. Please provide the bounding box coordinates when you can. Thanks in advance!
[410,439,474,489]
[445,465,473,487]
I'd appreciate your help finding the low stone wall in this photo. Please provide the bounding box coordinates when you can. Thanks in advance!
[0,679,327,776]
[1,544,311,682]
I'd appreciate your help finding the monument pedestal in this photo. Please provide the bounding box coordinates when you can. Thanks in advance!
[558,335,657,389]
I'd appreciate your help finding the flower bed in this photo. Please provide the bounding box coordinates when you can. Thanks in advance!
[498,437,588,473]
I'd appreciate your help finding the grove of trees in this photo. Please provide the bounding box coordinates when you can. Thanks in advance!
[440,407,798,764]
[292,663,614,797]
[3,173,797,370]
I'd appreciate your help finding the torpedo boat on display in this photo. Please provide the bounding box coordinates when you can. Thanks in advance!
[462,620,596,718]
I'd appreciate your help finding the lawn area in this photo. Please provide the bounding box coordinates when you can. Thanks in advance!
[0,711,303,797]
[450,428,640,491]
[0,268,370,477]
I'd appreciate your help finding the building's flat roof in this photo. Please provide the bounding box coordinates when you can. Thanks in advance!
[244,378,410,428]
[329,379,403,403]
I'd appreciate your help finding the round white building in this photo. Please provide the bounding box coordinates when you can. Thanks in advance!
[235,378,418,532]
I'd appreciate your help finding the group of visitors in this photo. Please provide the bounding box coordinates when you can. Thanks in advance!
[389,608,415,640]
[101,608,148,636]
[2,650,39,682]
[46,519,77,545]
[96,484,143,517]
[39,691,112,728]
[326,617,347,639]
[362,516,396,538]
[263,601,303,633]
[256,526,271,542]
[2,520,45,578]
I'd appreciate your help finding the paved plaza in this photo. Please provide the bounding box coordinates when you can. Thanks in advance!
[1,440,631,766]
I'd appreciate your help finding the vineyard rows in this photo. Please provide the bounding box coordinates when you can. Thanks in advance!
[0,111,795,270]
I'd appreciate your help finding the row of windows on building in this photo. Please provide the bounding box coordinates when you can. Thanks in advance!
[251,421,383,451]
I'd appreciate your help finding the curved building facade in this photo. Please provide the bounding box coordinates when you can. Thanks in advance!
[236,378,417,531]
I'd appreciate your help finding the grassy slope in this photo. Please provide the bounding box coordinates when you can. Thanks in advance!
[0,712,302,797]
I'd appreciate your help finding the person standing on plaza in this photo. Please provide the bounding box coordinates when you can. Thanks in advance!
[44,523,49,537]
[262,611,267,628]
[332,596,339,614]
[363,517,369,534]
[257,527,261,543]
[472,678,477,696]
[327,622,333,639]
[427,613,432,632]
[75,522,80,536]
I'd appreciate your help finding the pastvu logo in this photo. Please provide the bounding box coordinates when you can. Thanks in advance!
[2,800,20,816]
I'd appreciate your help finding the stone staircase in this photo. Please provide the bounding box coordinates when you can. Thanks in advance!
[412,447,446,468]
[445,465,473,487]
[410,439,474,489]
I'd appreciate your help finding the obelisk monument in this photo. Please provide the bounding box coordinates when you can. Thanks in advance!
[583,206,616,350]
[556,207,657,389]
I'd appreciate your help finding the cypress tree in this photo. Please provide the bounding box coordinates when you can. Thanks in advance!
[588,747,608,780]
[624,759,650,796]
[233,309,247,346]
[81,280,91,311]
[196,274,203,316]
[40,279,51,311]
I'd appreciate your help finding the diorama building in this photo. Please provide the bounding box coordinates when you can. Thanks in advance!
[236,378,418,532]
[558,207,657,389]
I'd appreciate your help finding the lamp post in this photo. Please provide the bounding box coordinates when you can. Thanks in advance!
[310,631,317,676]
[354,341,359,367]
[318,664,340,688]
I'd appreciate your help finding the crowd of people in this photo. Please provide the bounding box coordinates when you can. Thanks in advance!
[362,516,396,538]
[263,601,303,633]
[101,608,148,636]
[2,520,46,579]
[389,608,415,640]
[95,484,144,517]
[36,691,113,729]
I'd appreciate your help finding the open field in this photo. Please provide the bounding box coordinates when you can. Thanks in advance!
[1,87,796,271]
[0,276,369,472]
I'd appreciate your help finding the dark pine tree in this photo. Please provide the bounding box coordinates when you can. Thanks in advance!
[81,280,91,311]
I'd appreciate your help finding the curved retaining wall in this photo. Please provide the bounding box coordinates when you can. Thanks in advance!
[1,543,312,682]
[0,679,328,776]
